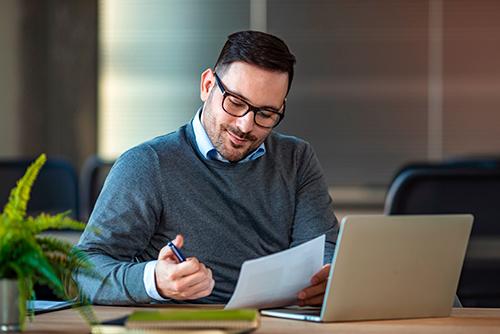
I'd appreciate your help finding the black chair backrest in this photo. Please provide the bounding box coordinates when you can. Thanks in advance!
[0,157,79,219]
[385,166,500,307]
[79,155,114,222]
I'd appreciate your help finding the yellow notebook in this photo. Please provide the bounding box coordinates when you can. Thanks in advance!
[91,327,228,334]
[126,309,259,331]
[91,309,259,334]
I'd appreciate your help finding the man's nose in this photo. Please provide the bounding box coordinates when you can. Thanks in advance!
[235,111,255,134]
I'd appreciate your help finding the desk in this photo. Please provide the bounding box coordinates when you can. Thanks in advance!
[25,306,500,334]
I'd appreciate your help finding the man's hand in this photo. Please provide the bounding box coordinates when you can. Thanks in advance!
[155,235,215,300]
[297,264,331,306]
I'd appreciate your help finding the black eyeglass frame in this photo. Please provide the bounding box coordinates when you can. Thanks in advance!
[213,72,286,128]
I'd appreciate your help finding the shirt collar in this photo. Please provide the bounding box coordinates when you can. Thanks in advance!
[192,108,266,163]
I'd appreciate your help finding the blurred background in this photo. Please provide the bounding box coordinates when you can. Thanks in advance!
[1,0,500,307]
[0,0,498,212]
[1,0,500,218]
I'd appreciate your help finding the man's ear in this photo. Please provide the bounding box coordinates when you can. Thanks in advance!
[200,68,215,102]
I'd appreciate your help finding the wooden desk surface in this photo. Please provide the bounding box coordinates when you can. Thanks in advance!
[26,306,500,334]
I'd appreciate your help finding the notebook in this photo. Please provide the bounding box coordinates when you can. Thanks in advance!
[261,214,473,322]
[92,308,259,334]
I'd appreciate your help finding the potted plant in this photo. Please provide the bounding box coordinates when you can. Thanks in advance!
[0,154,97,331]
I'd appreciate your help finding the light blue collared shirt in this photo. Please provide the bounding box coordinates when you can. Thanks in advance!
[192,108,266,163]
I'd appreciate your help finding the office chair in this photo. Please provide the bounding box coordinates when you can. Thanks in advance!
[0,157,80,220]
[388,158,500,187]
[385,166,500,307]
[79,155,114,222]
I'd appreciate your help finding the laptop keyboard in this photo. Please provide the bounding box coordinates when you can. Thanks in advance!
[267,307,321,316]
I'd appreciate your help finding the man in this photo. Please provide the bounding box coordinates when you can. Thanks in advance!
[76,31,338,306]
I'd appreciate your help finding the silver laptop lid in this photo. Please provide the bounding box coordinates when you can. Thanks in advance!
[320,214,473,322]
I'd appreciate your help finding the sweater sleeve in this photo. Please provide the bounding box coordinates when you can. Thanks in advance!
[74,144,165,304]
[291,142,339,264]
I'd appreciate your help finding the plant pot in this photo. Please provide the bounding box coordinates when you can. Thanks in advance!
[0,279,20,332]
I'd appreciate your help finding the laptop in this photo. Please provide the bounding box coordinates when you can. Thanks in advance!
[261,214,473,322]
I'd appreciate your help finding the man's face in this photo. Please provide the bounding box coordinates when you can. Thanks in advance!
[200,62,289,162]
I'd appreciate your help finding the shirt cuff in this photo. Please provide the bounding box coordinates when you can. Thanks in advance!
[143,260,168,301]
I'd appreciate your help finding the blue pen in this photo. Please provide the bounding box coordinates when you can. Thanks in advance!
[167,241,186,262]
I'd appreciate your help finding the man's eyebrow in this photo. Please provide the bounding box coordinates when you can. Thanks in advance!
[225,86,282,111]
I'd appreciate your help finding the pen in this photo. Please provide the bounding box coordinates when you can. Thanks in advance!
[167,241,186,263]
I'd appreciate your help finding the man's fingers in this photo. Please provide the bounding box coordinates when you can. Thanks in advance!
[158,244,174,260]
[186,277,215,300]
[168,263,214,299]
[298,281,327,301]
[185,276,213,296]
[173,234,184,249]
[311,264,331,284]
[175,266,209,290]
[301,294,324,306]
[158,235,185,260]
[174,275,214,300]
[167,257,203,280]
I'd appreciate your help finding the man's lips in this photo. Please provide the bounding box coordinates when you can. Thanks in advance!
[227,130,248,146]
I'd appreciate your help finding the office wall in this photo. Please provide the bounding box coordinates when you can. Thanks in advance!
[271,0,500,187]
[98,0,250,159]
[98,0,500,191]
[0,0,20,157]
[2,0,499,190]
[270,0,430,186]
[16,0,98,170]
[442,0,500,156]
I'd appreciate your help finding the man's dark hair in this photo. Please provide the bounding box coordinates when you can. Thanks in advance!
[214,31,296,94]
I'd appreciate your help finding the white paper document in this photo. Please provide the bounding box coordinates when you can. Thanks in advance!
[225,235,325,309]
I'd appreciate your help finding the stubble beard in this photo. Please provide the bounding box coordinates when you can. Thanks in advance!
[216,124,257,162]
[203,100,261,163]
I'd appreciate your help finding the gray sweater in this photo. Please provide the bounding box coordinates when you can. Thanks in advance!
[76,122,338,304]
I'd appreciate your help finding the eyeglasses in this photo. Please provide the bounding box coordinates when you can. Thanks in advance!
[213,72,285,128]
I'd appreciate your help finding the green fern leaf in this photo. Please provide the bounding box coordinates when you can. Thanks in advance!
[18,245,64,295]
[37,236,73,254]
[28,211,86,234]
[2,154,46,221]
